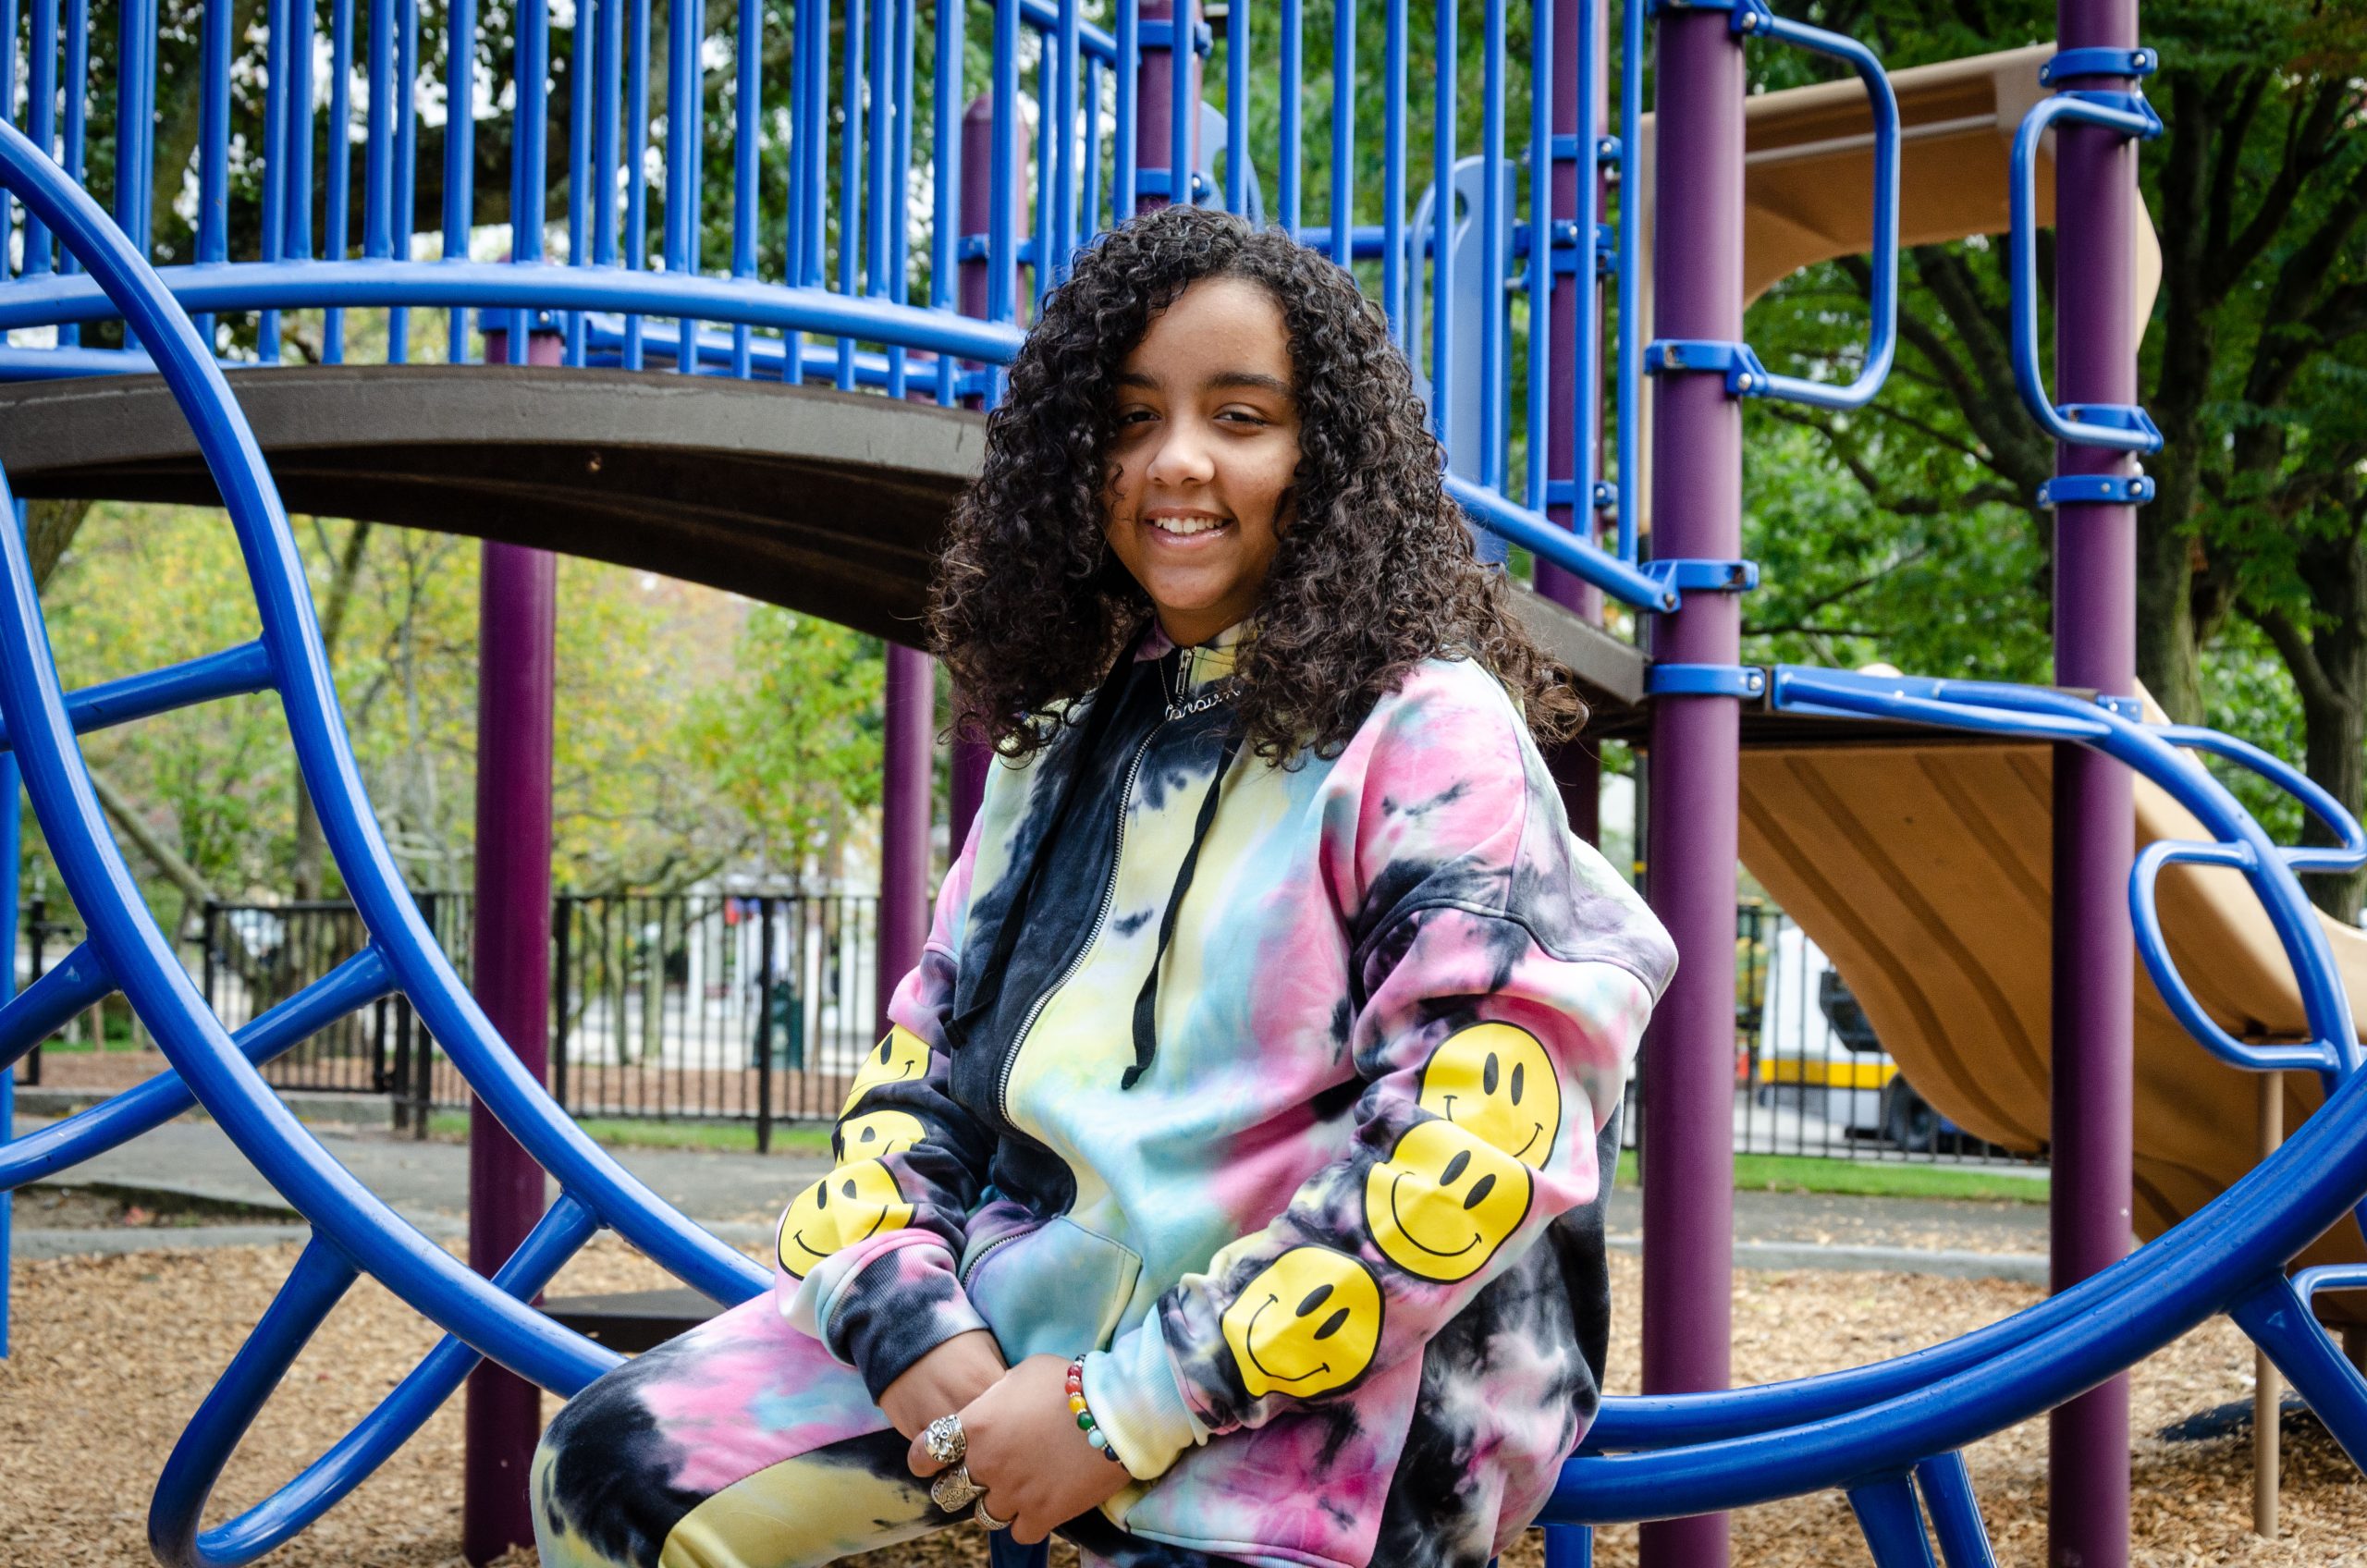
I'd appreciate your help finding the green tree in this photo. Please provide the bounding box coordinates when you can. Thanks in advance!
[1746,0,2367,918]
[681,606,885,884]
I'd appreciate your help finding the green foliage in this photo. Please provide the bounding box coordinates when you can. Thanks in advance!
[681,606,888,882]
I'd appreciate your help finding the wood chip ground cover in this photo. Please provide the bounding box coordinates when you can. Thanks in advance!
[3,1236,2358,1566]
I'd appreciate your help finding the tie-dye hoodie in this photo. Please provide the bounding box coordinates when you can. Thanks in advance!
[775,621,1675,1568]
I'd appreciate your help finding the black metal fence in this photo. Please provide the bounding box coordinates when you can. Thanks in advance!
[10,888,2041,1169]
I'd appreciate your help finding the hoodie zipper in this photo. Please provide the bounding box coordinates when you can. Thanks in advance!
[993,667,1240,1138]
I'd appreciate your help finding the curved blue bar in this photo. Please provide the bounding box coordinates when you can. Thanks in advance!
[0,945,393,1190]
[0,120,765,1386]
[0,937,112,1072]
[0,260,1027,364]
[2127,839,2337,1075]
[151,1197,609,1568]
[1738,7,1897,411]
[2007,89,2165,451]
[2158,724,2367,856]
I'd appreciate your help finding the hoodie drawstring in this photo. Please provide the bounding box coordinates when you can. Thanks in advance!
[1124,728,1244,1090]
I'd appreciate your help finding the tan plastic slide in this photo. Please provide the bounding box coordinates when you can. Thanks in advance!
[1738,704,2367,1275]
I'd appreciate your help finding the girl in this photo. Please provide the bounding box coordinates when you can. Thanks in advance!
[533,204,1674,1568]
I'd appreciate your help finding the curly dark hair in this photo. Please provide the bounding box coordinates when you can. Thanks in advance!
[929,203,1586,764]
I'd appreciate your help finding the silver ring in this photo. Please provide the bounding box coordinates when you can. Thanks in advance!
[929,1464,984,1513]
[923,1413,967,1468]
[975,1497,1013,1532]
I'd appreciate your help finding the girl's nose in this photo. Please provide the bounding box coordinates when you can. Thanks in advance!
[1147,418,1218,487]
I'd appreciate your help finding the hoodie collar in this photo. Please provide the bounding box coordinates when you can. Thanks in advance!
[1134,619,1248,693]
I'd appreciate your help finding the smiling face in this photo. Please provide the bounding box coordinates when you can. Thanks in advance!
[832,1109,927,1166]
[1102,275,1302,648]
[775,1160,915,1280]
[1220,1246,1382,1399]
[1364,1119,1534,1283]
[840,1026,931,1116]
[1417,1023,1563,1170]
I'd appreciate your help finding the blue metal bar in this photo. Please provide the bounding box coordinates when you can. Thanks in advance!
[1479,0,1506,489]
[0,641,278,750]
[1277,0,1298,232]
[440,0,475,358]
[1380,0,1403,336]
[668,0,702,373]
[888,0,914,393]
[0,938,110,1073]
[324,0,354,361]
[1912,1453,1998,1568]
[53,0,82,342]
[1032,18,1054,303]
[0,259,1033,360]
[386,0,417,360]
[362,0,395,262]
[260,0,289,360]
[2231,1271,2367,1476]
[867,0,893,309]
[193,0,233,350]
[286,0,313,262]
[511,0,550,359]
[1847,1475,1938,1568]
[1446,475,1673,609]
[115,0,153,258]
[22,0,54,278]
[1055,0,1081,273]
[623,0,652,365]
[1171,0,1191,212]
[1222,0,1245,214]
[989,0,1019,341]
[1524,0,1551,509]
[1113,0,1137,220]
[2007,88,2165,451]
[1328,0,1349,255]
[0,946,396,1191]
[593,0,621,268]
[928,0,957,402]
[1542,1525,1593,1568]
[1015,0,1115,62]
[1429,0,1451,441]
[835,0,863,383]
[151,1197,608,1568]
[1612,0,1639,558]
[0,0,17,309]
[1082,54,1101,243]
[568,0,595,364]
[730,0,759,377]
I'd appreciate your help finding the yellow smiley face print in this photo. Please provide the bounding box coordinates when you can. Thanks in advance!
[833,1109,928,1165]
[1364,1119,1533,1282]
[1417,1023,1563,1169]
[840,1026,931,1115]
[775,1160,915,1279]
[1220,1246,1383,1398]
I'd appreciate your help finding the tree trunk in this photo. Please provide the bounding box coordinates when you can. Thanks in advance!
[2298,547,2367,925]
[25,497,93,591]
[2134,509,2204,723]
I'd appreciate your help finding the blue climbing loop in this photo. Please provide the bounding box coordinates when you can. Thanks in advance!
[1,0,2361,1563]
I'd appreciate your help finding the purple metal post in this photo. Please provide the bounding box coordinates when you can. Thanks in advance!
[462,327,560,1565]
[1135,0,1198,208]
[1538,0,1607,842]
[1638,10,1744,1568]
[877,646,934,1037]
[947,94,1000,853]
[2048,0,2142,1560]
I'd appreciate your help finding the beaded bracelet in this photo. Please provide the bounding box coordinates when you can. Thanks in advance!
[1066,1359,1128,1464]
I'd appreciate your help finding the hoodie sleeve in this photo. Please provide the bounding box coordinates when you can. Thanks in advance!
[1080,663,1676,1478]
[775,815,1001,1399]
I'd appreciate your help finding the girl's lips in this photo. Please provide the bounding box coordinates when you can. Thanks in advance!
[1142,516,1236,549]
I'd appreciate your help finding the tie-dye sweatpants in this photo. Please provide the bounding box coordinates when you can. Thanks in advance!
[530,1294,1245,1568]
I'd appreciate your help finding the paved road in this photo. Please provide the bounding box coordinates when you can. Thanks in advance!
[8,1112,2054,1273]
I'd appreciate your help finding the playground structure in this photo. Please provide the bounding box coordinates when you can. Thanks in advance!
[2,0,2366,1566]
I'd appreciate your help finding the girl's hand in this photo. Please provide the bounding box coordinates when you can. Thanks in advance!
[879,1329,1009,1449]
[911,1354,1136,1543]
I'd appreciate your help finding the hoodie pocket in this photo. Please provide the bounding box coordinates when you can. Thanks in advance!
[963,1214,1143,1365]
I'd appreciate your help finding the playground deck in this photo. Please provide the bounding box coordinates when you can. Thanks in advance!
[1,1233,2350,1568]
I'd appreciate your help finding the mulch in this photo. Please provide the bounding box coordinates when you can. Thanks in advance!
[3,1232,2361,1567]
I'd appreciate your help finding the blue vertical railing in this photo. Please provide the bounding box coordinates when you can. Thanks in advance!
[0,0,1900,612]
